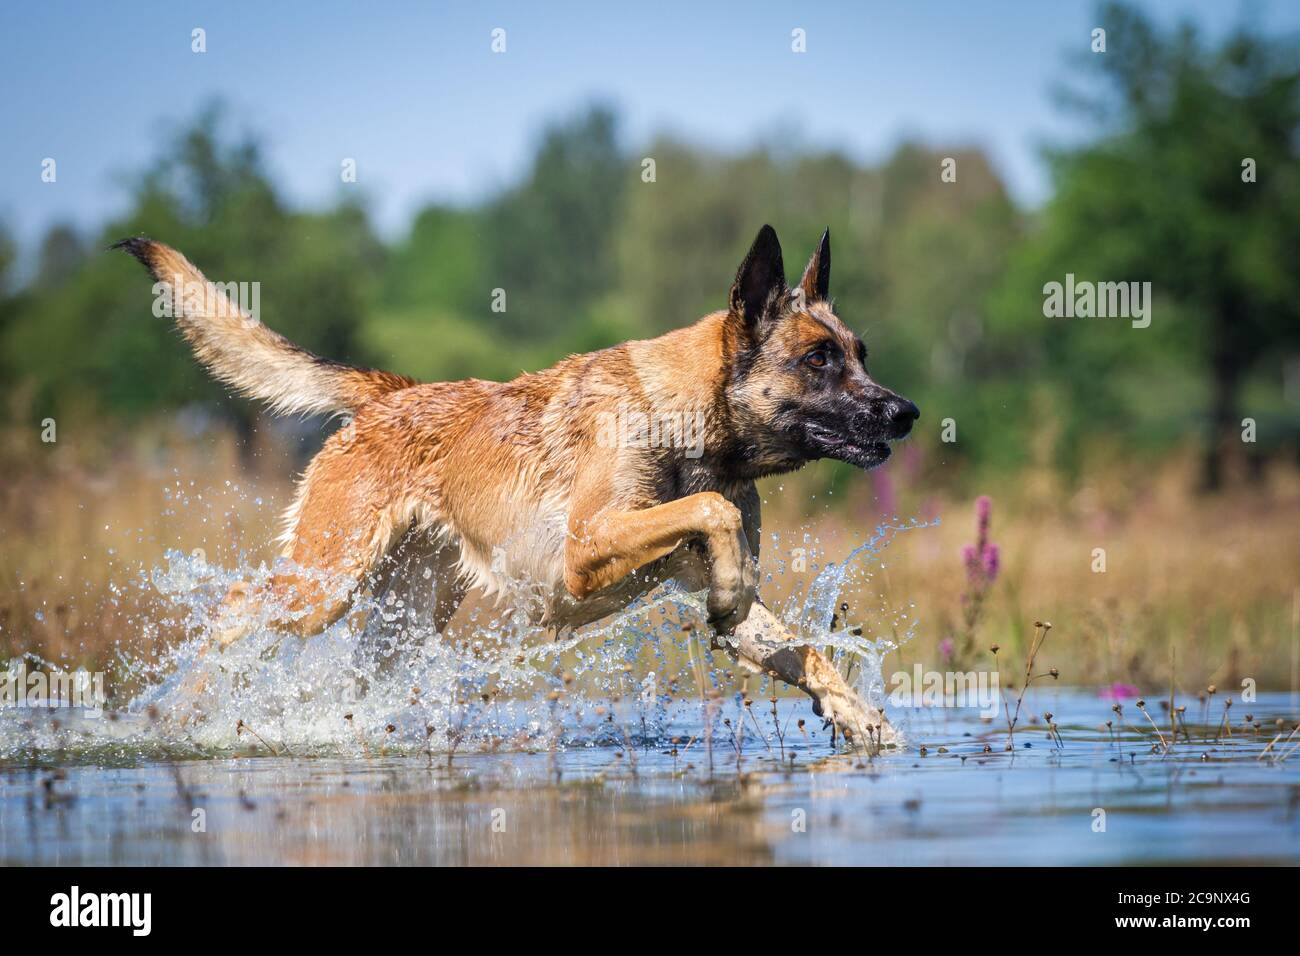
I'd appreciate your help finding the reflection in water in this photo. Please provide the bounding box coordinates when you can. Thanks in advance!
[3,691,1299,866]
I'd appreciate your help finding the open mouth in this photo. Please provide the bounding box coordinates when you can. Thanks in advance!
[803,423,893,469]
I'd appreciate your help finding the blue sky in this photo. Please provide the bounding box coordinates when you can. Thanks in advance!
[2,1,1296,253]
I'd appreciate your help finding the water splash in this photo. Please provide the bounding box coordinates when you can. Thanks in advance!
[773,518,935,704]
[1,518,933,760]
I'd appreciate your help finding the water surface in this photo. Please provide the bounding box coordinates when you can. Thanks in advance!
[4,689,1297,865]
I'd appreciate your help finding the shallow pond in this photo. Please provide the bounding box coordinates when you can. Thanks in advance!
[3,689,1298,866]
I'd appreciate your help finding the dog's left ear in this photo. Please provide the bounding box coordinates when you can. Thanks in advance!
[729,224,788,335]
[799,227,831,302]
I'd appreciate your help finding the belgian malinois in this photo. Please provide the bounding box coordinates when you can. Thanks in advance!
[117,225,918,748]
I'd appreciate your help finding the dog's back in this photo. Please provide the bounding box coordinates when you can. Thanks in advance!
[119,229,904,746]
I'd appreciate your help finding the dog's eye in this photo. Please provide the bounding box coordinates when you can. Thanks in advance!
[805,350,829,369]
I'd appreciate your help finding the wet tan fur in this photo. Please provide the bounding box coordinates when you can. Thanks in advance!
[118,233,895,747]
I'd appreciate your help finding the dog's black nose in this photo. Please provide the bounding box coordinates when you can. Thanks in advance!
[887,397,920,431]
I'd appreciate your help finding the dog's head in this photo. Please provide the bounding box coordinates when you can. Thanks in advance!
[721,225,918,476]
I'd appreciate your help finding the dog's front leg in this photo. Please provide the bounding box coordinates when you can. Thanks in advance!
[565,492,758,633]
[729,602,894,753]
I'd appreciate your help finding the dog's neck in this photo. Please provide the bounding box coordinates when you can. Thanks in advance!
[630,312,810,484]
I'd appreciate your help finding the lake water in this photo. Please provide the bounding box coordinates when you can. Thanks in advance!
[3,688,1297,866]
[4,525,1297,866]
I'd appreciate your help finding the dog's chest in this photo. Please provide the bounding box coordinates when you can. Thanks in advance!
[449,496,569,603]
[447,458,755,627]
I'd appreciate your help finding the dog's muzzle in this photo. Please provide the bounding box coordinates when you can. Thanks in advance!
[803,391,918,469]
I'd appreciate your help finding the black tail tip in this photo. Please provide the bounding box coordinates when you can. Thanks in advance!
[109,236,155,264]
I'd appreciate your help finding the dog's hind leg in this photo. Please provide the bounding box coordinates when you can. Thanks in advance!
[358,529,466,672]
[212,444,423,650]
[370,530,466,633]
[166,488,440,719]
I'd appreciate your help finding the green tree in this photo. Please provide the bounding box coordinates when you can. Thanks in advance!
[996,2,1300,489]
[0,223,17,401]
[1,105,381,436]
[365,204,503,382]
[481,104,628,340]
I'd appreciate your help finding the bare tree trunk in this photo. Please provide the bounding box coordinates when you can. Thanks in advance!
[1202,302,1243,493]
[233,404,258,473]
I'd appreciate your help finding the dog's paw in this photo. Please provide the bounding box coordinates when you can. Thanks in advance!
[706,540,759,636]
[706,569,756,636]
[815,686,895,752]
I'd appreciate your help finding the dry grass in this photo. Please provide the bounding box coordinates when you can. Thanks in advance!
[3,419,1298,701]
[0,421,294,672]
[764,444,1300,695]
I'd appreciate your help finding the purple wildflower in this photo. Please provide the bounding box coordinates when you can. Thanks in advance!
[955,495,1001,664]
[963,496,999,587]
[982,543,1000,583]
[1098,682,1140,701]
[872,466,897,518]
[901,441,923,481]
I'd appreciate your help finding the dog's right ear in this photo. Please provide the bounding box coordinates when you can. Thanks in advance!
[799,227,831,302]
[728,225,787,336]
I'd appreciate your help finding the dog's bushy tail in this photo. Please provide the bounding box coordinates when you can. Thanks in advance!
[114,238,416,417]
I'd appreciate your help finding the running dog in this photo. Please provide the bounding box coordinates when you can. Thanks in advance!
[116,225,918,748]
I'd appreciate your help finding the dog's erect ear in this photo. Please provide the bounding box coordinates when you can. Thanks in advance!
[729,224,787,334]
[799,227,831,302]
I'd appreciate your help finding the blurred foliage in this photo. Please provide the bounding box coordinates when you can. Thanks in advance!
[0,104,382,429]
[1,3,1297,494]
[989,1,1300,488]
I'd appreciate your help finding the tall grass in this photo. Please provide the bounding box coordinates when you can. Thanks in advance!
[3,419,1298,701]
